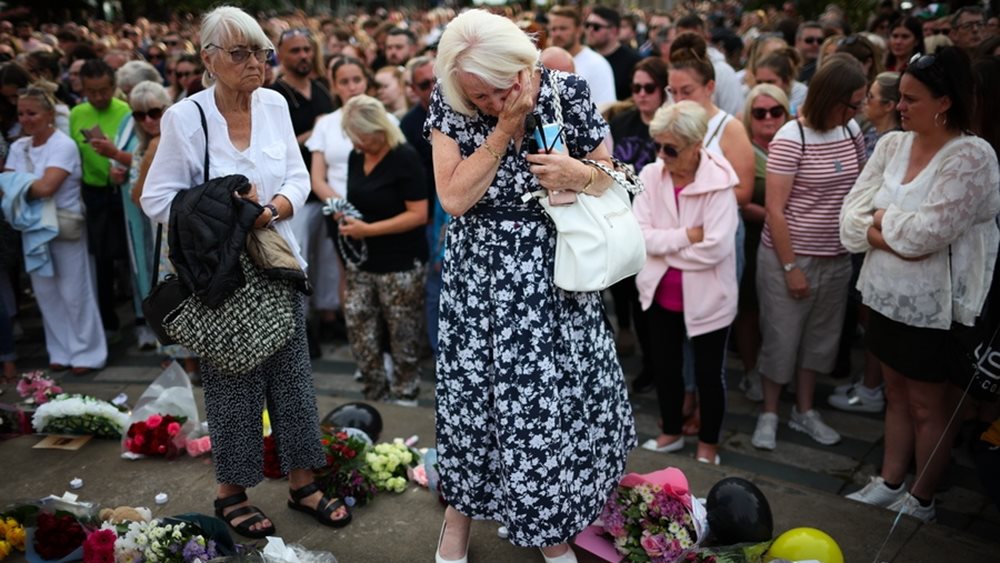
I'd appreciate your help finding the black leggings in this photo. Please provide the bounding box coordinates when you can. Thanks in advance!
[647,304,729,444]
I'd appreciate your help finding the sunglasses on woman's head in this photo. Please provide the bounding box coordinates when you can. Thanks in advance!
[631,83,659,95]
[133,107,165,121]
[653,142,682,158]
[750,106,786,119]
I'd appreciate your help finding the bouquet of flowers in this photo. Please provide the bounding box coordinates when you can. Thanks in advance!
[95,519,220,563]
[124,414,187,459]
[16,371,62,405]
[0,517,26,560]
[315,428,377,506]
[362,439,419,493]
[0,403,32,438]
[33,511,86,560]
[263,434,284,479]
[32,394,130,438]
[600,468,707,563]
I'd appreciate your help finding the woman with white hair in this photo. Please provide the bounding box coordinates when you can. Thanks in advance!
[141,6,347,539]
[633,101,739,465]
[337,94,428,405]
[427,10,635,563]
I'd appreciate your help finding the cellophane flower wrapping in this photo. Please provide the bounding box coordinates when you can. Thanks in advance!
[31,395,129,438]
[600,467,708,563]
[121,361,200,459]
[315,427,377,506]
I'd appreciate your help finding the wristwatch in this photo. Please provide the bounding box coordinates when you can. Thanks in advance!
[264,204,279,228]
[782,262,798,272]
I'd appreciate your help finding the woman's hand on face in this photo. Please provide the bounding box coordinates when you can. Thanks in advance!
[784,268,810,299]
[338,216,369,239]
[498,69,536,136]
[525,152,586,193]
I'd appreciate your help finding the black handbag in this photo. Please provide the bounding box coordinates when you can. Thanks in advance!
[141,223,189,345]
[947,246,1000,401]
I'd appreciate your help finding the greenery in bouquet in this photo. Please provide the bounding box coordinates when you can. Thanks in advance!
[34,511,86,560]
[16,371,62,405]
[95,519,219,563]
[676,541,774,563]
[32,394,130,438]
[362,439,419,493]
[0,517,26,560]
[315,428,377,506]
[125,414,188,459]
[601,483,699,563]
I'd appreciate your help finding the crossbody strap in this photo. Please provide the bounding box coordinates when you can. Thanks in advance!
[149,100,209,292]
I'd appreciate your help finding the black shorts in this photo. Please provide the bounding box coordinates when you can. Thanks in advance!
[866,309,953,382]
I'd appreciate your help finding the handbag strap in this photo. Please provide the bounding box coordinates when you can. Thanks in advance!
[148,100,210,293]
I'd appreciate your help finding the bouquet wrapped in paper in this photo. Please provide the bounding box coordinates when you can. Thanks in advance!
[121,362,201,459]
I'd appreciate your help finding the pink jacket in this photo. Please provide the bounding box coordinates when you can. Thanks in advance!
[634,149,739,337]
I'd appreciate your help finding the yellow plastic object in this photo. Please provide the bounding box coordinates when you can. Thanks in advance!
[766,527,844,563]
[263,409,271,437]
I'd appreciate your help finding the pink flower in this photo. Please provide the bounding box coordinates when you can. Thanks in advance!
[640,532,669,558]
[410,464,428,487]
[166,422,181,436]
[186,436,212,457]
[146,414,163,428]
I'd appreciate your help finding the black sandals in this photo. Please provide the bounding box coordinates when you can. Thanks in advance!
[287,482,352,528]
[214,491,276,539]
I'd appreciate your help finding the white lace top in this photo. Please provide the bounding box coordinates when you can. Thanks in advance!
[841,132,1000,329]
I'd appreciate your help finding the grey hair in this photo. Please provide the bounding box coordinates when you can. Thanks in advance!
[116,61,161,95]
[200,6,274,87]
[649,100,708,146]
[435,9,539,117]
[129,80,172,150]
[341,94,406,149]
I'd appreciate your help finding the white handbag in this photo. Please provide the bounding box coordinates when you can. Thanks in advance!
[530,72,646,292]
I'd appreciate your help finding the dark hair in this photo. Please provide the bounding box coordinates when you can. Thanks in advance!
[868,13,896,33]
[27,51,61,80]
[0,62,31,89]
[835,34,882,83]
[68,44,98,64]
[328,55,371,104]
[886,17,924,67]
[973,56,1000,158]
[79,59,115,81]
[675,14,705,32]
[177,53,203,70]
[386,27,416,45]
[548,6,581,27]
[951,6,986,28]
[757,47,802,87]
[906,47,975,133]
[977,35,1000,59]
[801,53,867,131]
[632,56,668,96]
[796,20,823,41]
[669,32,715,83]
[590,6,621,28]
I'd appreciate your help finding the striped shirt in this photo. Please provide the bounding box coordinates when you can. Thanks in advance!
[762,119,865,256]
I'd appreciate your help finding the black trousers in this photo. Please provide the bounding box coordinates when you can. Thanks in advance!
[81,184,127,331]
[647,304,729,444]
[609,275,651,373]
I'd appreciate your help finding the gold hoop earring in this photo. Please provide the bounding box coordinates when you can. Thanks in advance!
[934,112,947,128]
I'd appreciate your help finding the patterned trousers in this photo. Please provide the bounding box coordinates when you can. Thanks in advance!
[344,261,425,401]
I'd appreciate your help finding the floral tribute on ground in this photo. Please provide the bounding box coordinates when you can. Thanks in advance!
[124,414,188,459]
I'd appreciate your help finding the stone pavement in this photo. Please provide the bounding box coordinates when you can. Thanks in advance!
[1,303,999,562]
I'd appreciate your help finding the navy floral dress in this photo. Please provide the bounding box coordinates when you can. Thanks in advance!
[424,68,636,547]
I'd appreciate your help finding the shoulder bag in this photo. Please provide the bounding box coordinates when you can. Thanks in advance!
[528,71,646,292]
[141,100,297,375]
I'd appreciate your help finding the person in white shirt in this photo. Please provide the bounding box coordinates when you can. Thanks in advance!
[141,5,350,541]
[547,5,616,107]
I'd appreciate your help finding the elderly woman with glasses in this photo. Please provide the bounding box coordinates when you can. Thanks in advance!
[141,6,349,539]
[633,100,740,465]
[841,48,1000,522]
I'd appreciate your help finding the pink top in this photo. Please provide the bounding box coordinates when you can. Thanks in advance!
[654,184,687,311]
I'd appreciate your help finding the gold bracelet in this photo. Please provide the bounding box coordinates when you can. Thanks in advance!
[581,165,597,195]
[482,142,502,161]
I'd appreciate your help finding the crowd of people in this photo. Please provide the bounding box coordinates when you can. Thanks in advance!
[1,1,999,559]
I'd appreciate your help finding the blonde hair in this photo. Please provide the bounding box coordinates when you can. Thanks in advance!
[435,9,539,117]
[649,100,708,146]
[741,83,791,135]
[18,80,59,118]
[200,6,274,87]
[341,94,405,149]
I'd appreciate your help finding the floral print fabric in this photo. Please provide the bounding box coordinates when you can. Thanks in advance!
[425,68,637,547]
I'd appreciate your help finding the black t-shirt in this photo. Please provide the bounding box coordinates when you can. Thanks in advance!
[346,144,429,273]
[603,45,643,101]
[399,103,437,221]
[268,78,335,202]
[609,108,657,173]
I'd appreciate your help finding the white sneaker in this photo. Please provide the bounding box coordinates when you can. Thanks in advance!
[740,370,763,402]
[751,412,779,450]
[383,352,395,383]
[789,407,841,445]
[845,476,907,508]
[828,382,885,413]
[889,492,935,522]
[136,325,158,351]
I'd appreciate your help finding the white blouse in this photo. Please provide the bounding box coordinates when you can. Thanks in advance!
[141,86,310,266]
[840,132,1000,329]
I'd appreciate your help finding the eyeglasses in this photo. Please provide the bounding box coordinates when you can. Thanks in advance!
[653,142,683,158]
[207,44,274,64]
[174,71,196,79]
[955,20,985,32]
[584,21,610,31]
[409,78,434,91]
[164,39,181,46]
[802,36,823,45]
[146,53,163,61]
[631,83,659,95]
[278,28,311,46]
[132,107,165,121]
[750,106,786,119]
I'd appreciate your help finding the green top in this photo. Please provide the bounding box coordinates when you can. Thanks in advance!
[751,142,768,207]
[68,98,131,187]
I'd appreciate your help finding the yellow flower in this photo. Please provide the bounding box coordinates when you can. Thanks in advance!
[5,526,24,552]
[0,540,11,560]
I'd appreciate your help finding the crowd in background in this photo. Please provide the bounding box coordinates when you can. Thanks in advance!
[0,0,999,521]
